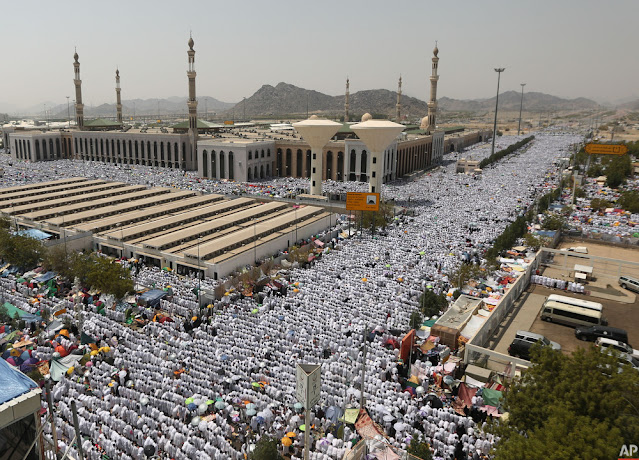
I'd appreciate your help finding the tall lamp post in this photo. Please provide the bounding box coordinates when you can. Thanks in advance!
[517,83,526,136]
[197,237,202,309]
[491,68,505,157]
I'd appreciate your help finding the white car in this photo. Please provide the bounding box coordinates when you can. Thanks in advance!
[595,337,639,360]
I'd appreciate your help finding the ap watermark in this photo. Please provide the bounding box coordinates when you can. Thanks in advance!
[619,444,639,459]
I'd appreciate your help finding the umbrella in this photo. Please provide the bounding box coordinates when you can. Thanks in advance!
[214,400,226,410]
[206,400,214,406]
[246,408,257,416]
[394,422,406,432]
[251,382,262,388]
[185,397,195,405]
[251,309,259,314]
[286,432,297,438]
[281,437,292,447]
[231,411,240,422]
[187,403,198,411]
[299,424,306,432]
[383,414,395,422]
[246,403,256,411]
[293,402,304,411]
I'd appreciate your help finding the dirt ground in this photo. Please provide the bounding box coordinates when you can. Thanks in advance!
[558,239,639,264]
[528,284,639,354]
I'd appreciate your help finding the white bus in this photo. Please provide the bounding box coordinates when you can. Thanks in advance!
[541,301,607,327]
[545,294,603,313]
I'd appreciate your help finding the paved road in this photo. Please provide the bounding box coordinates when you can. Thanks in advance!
[493,293,547,355]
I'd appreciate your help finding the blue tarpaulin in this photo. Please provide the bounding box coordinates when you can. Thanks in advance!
[34,271,56,283]
[0,356,38,404]
[138,289,168,308]
[16,228,52,241]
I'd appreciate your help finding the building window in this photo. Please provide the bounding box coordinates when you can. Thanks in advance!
[372,156,377,164]
[312,167,316,174]
[313,153,316,160]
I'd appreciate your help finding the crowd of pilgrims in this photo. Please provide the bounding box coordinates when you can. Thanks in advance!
[1,131,581,459]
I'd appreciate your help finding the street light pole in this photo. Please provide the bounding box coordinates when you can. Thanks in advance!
[517,83,526,136]
[360,325,368,409]
[491,68,505,157]
[197,237,202,309]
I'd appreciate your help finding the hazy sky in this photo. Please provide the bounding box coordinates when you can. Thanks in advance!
[2,0,638,112]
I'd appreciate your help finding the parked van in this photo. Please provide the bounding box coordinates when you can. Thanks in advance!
[619,276,639,294]
[541,302,607,327]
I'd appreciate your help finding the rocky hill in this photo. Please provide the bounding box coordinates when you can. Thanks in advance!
[47,96,235,119]
[227,83,599,118]
[439,91,599,113]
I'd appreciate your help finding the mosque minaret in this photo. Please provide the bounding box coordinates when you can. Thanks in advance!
[187,35,198,168]
[115,69,123,124]
[344,77,350,123]
[396,75,402,121]
[73,50,84,130]
[426,43,439,133]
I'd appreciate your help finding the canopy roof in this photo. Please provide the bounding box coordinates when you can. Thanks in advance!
[0,357,37,404]
[171,119,224,130]
[83,118,122,128]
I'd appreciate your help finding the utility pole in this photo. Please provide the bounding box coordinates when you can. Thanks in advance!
[517,83,526,136]
[360,325,368,409]
[45,380,60,459]
[491,68,505,156]
[71,401,84,460]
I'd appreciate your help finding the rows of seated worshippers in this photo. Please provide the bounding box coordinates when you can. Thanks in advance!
[0,134,519,198]
[27,132,581,459]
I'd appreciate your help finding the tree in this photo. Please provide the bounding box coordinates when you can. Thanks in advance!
[524,233,550,251]
[419,290,448,318]
[449,263,484,289]
[0,304,9,323]
[0,233,45,271]
[586,163,604,177]
[67,253,134,300]
[362,200,395,232]
[250,435,283,460]
[618,190,639,214]
[605,154,632,188]
[574,187,586,198]
[42,245,75,280]
[407,436,433,460]
[490,346,639,460]
[541,213,565,231]
[409,310,423,330]
[589,198,611,212]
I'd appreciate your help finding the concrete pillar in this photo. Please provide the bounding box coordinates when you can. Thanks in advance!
[310,149,323,195]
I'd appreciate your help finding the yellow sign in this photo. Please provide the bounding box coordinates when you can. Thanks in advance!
[346,192,380,211]
[585,143,628,155]
[224,120,235,125]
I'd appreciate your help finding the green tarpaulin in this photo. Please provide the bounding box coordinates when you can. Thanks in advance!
[3,302,30,319]
[482,388,503,407]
